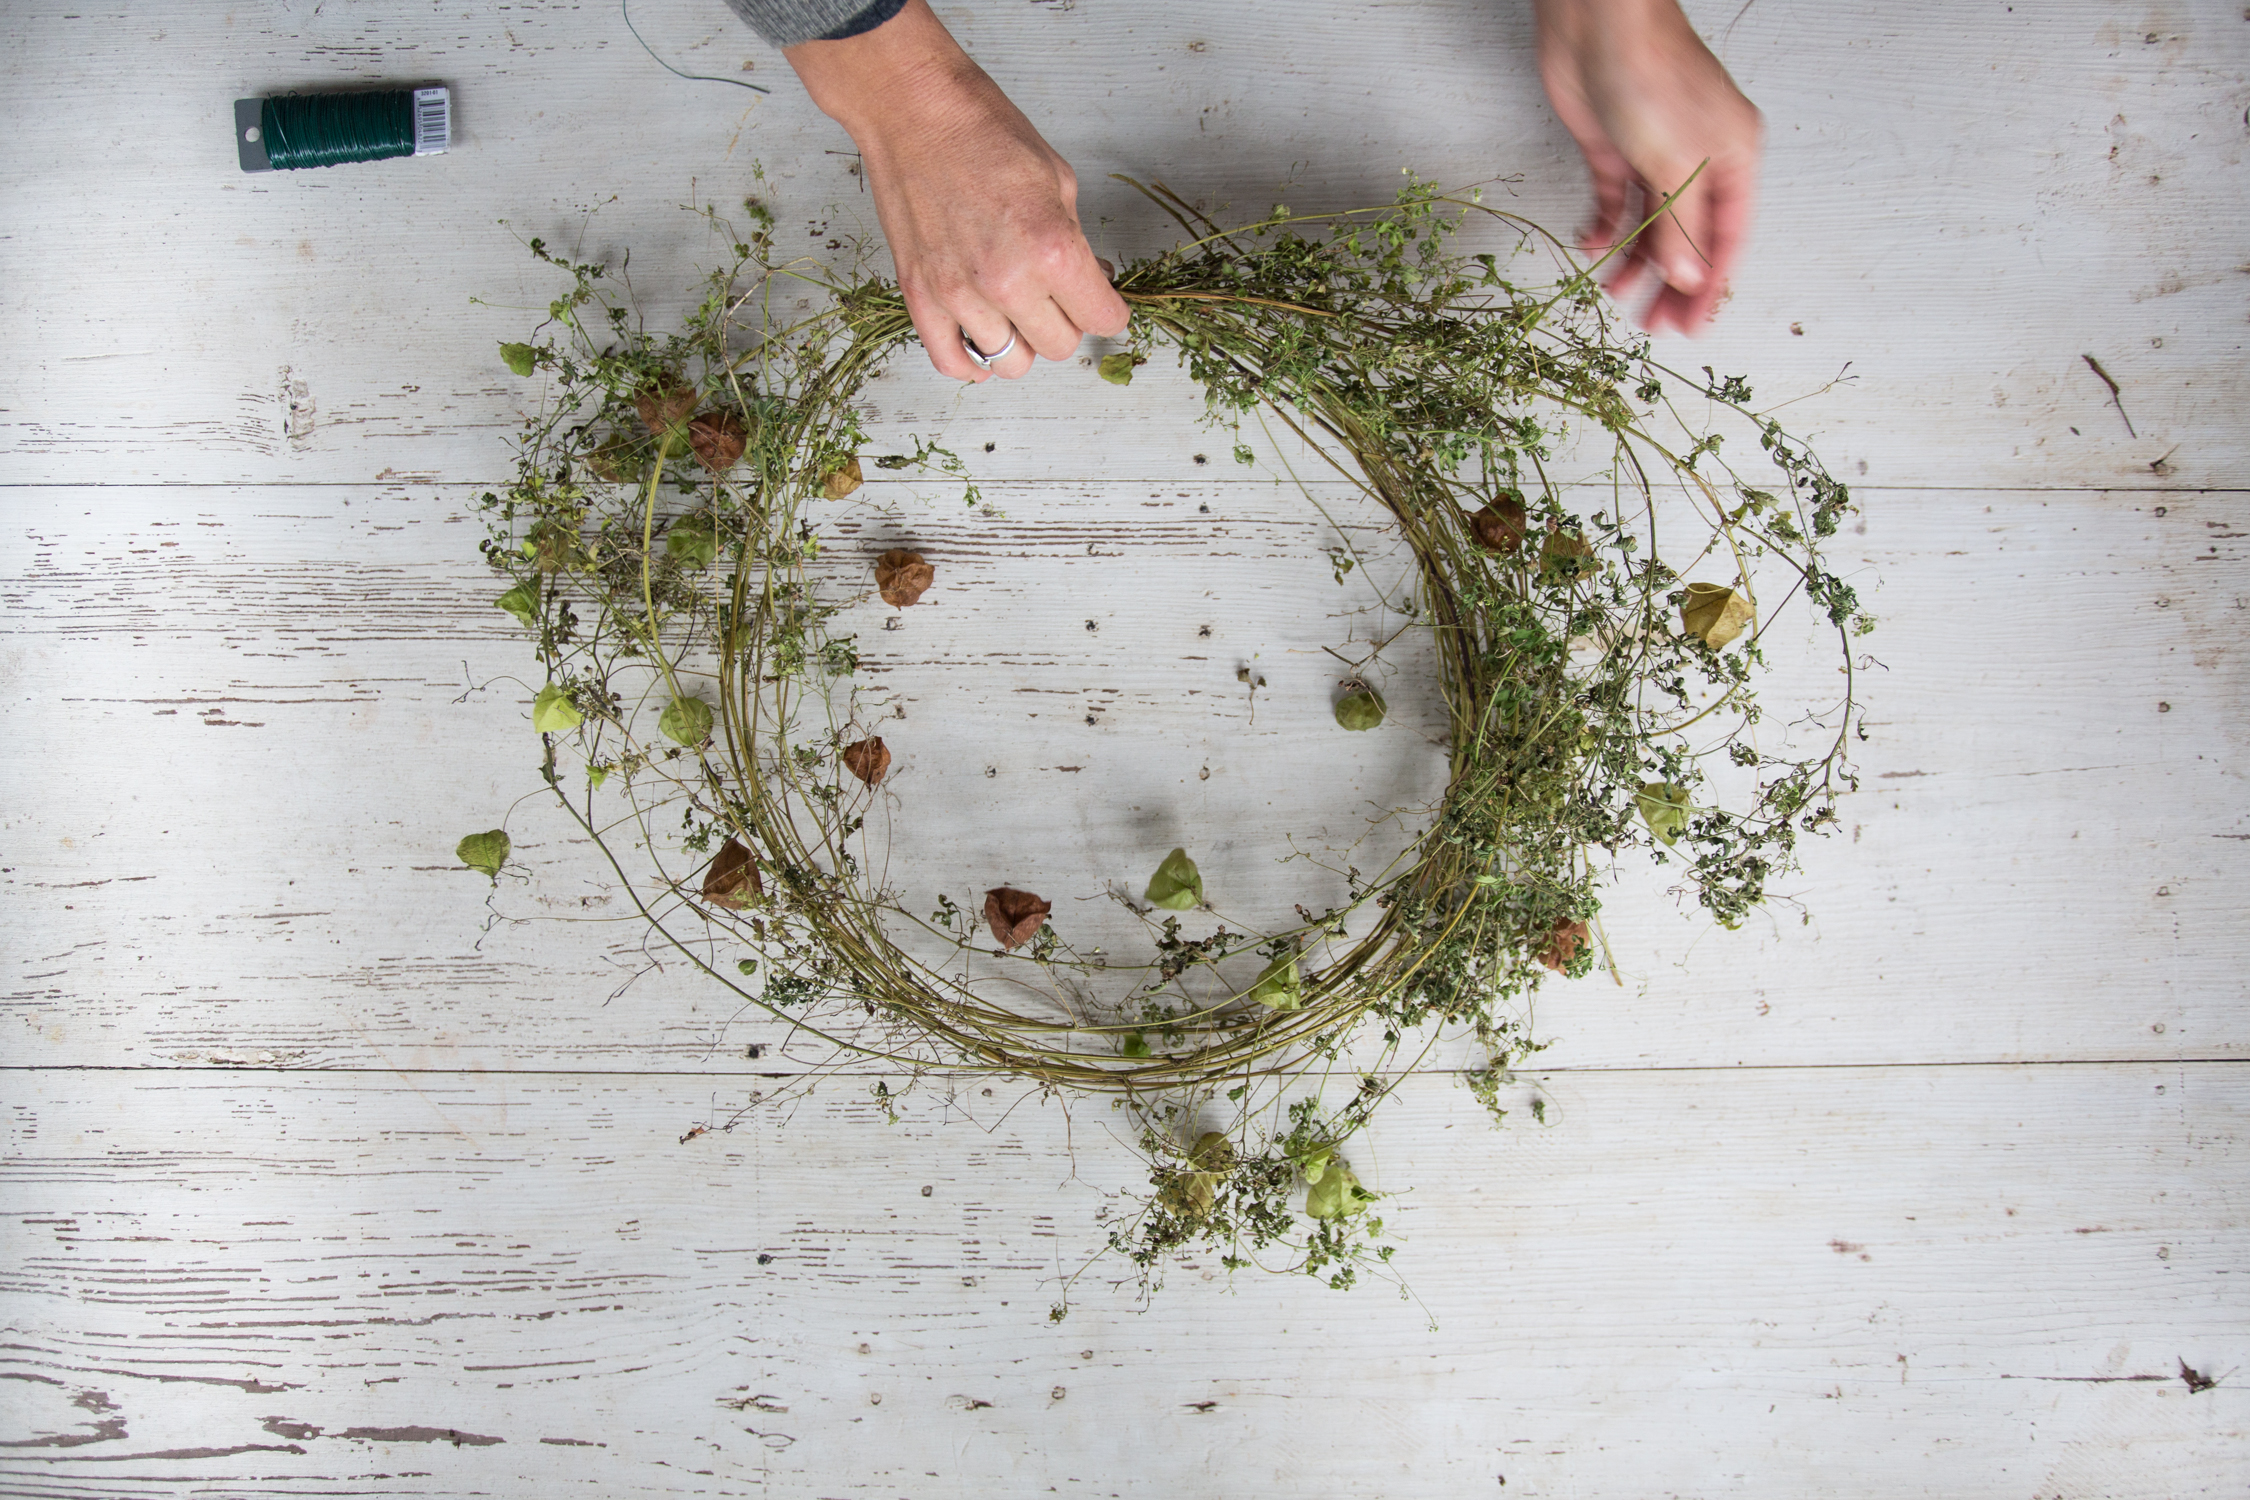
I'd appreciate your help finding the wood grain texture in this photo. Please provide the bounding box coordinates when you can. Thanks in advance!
[2,1065,2245,1498]
[5,481,2246,1071]
[0,1,2243,488]
[3,0,2247,1494]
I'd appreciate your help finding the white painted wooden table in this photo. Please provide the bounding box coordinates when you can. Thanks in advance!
[4,2,2246,1495]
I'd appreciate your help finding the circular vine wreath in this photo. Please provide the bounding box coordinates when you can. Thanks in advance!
[469,175,1870,1311]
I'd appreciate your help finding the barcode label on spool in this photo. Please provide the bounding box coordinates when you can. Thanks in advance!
[412,87,451,156]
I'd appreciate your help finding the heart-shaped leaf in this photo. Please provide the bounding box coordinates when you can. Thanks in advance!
[1635,783,1692,845]
[532,683,582,733]
[494,582,539,628]
[1305,1159,1370,1220]
[1681,582,1755,648]
[1245,951,1302,1011]
[659,694,713,746]
[456,828,510,878]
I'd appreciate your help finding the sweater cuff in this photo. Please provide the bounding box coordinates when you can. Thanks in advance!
[723,0,909,49]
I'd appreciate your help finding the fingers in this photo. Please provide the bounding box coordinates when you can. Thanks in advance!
[1576,144,1633,254]
[902,287,990,384]
[1637,155,1756,336]
[960,306,1037,379]
[1050,243,1130,340]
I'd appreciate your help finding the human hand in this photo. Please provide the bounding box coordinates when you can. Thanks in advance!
[1533,0,1762,334]
[786,0,1127,381]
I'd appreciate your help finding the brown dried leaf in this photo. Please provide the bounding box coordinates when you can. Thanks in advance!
[841,736,891,786]
[1469,496,1528,553]
[634,379,697,436]
[823,456,864,498]
[875,548,935,607]
[702,837,762,909]
[983,886,1052,951]
[687,411,747,470]
[1537,917,1590,973]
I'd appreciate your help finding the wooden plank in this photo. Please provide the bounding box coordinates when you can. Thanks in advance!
[1,1063,2242,1497]
[5,481,2246,1072]
[0,1,2242,488]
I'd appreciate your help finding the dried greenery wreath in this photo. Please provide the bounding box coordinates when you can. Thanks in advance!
[462,175,1870,1313]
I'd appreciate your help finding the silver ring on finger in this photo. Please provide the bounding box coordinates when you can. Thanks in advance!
[962,329,1019,370]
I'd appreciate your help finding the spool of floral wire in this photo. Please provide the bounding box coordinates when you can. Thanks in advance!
[233,86,451,172]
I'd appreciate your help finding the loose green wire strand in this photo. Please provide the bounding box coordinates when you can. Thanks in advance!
[260,91,416,171]
[624,0,769,94]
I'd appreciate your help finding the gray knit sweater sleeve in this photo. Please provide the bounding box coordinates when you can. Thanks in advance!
[722,0,907,48]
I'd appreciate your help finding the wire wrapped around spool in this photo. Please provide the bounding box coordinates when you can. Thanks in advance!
[233,87,450,172]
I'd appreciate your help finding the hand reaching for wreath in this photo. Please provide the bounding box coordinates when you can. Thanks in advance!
[1533,0,1763,335]
[785,0,1129,383]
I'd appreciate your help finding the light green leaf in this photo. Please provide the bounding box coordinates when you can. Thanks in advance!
[1245,951,1302,1011]
[1144,847,1203,911]
[532,683,582,734]
[456,828,510,879]
[1097,352,1138,386]
[1305,1159,1368,1220]
[1636,783,1692,846]
[1120,1031,1152,1058]
[1335,685,1387,731]
[494,582,539,628]
[659,693,713,746]
[499,342,537,377]
[586,764,610,790]
[666,519,718,569]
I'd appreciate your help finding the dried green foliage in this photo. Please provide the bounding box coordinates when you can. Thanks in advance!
[469,177,1867,1312]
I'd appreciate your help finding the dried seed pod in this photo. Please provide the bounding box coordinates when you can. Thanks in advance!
[1334,682,1386,731]
[1305,1159,1370,1220]
[659,694,714,747]
[687,411,748,470]
[1538,917,1591,972]
[1189,1131,1235,1170]
[634,379,697,436]
[1469,495,1528,553]
[875,548,935,607]
[1636,783,1692,846]
[701,836,762,909]
[983,886,1052,951]
[823,456,864,498]
[1245,951,1302,1010]
[1159,1164,1220,1220]
[1539,528,1595,582]
[584,435,645,484]
[1680,582,1755,649]
[841,736,891,786]
[666,517,718,569]
[1143,847,1203,911]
